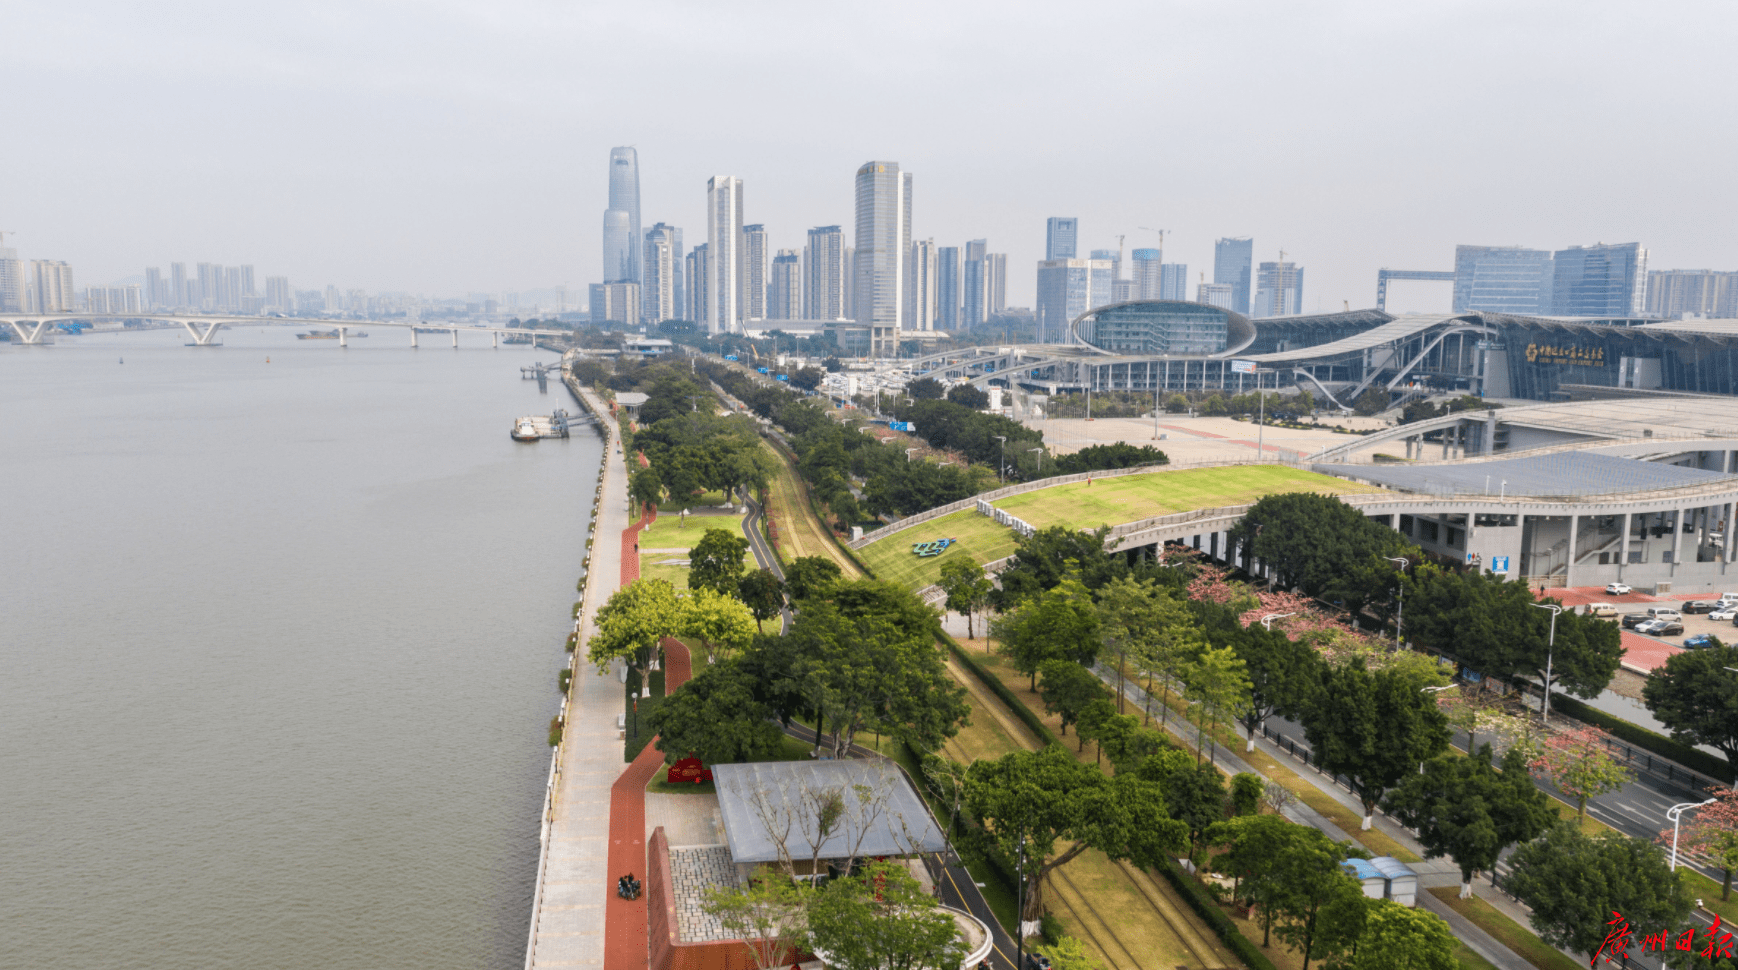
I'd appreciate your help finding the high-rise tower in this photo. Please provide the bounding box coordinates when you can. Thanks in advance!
[706,176,743,334]
[907,239,938,332]
[1214,238,1254,315]
[1046,218,1078,260]
[1131,248,1163,299]
[805,226,848,320]
[854,161,911,355]
[644,224,680,324]
[741,224,769,321]
[603,148,642,284]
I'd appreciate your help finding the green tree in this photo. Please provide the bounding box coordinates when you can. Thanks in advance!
[688,527,750,597]
[1094,714,1183,775]
[1229,493,1419,617]
[1164,393,1189,413]
[784,555,843,601]
[937,557,993,640]
[682,585,758,663]
[1382,745,1555,897]
[1302,659,1451,830]
[946,383,990,409]
[1230,772,1264,816]
[1094,577,1199,727]
[1644,644,1738,784]
[1506,823,1694,966]
[1529,724,1633,819]
[1352,388,1387,416]
[906,376,947,399]
[1037,659,1110,743]
[700,865,809,970]
[736,569,785,632]
[1325,899,1457,970]
[1165,760,1228,857]
[650,662,785,766]
[1205,813,1302,946]
[629,466,663,517]
[789,366,824,391]
[588,578,685,689]
[965,746,1186,922]
[805,860,964,970]
[1222,620,1321,753]
[1179,643,1253,765]
[1269,826,1368,970]
[992,576,1100,690]
[1075,698,1119,765]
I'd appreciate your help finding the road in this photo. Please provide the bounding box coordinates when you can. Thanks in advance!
[736,487,793,634]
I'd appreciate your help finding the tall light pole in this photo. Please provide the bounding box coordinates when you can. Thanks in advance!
[1262,612,1296,631]
[1385,556,1409,647]
[995,435,1007,483]
[1533,603,1561,724]
[1669,798,1718,870]
[906,447,918,463]
[1028,447,1043,476]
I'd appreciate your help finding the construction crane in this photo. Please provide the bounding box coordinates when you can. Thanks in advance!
[1137,227,1168,255]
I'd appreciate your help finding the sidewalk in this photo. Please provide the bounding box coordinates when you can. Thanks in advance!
[526,382,632,970]
[1093,664,1540,970]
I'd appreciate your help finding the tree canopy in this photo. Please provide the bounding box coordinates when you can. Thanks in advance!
[688,527,750,597]
[1644,644,1738,784]
[588,578,685,676]
[1228,492,1419,616]
[649,662,785,766]
[964,745,1186,921]
[783,555,843,601]
[937,558,993,640]
[1037,659,1110,741]
[1382,745,1555,896]
[1506,823,1693,965]
[1302,658,1451,829]
[993,576,1100,689]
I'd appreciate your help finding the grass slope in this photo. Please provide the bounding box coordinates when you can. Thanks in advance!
[859,464,1378,591]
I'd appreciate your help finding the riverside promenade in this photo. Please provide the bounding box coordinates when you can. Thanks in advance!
[525,380,633,969]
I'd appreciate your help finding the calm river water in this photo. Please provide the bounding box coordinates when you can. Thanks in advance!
[0,326,600,970]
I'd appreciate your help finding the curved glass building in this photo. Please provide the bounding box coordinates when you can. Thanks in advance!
[604,147,641,283]
[1070,300,1245,356]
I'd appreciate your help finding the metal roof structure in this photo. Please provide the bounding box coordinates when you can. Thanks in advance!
[1239,313,1487,364]
[712,760,947,865]
[1314,451,1734,498]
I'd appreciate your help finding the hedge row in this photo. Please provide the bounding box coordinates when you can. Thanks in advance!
[1547,691,1733,784]
[941,632,1064,749]
[1153,857,1280,970]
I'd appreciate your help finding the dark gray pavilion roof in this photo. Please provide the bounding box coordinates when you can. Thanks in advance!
[712,760,948,865]
[1313,452,1734,499]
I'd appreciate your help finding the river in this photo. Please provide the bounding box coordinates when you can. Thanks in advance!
[0,326,601,970]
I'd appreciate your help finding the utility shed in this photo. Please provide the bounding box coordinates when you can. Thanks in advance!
[711,761,948,867]
[1341,858,1388,900]
[1371,856,1419,906]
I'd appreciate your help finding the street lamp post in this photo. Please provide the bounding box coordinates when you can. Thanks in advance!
[1533,603,1561,724]
[995,435,1007,483]
[1669,798,1718,870]
[1262,612,1296,631]
[1385,556,1409,647]
[1015,836,1028,970]
[906,448,918,463]
[1028,447,1043,475]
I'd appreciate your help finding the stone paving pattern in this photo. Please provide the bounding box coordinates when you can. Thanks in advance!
[667,846,743,943]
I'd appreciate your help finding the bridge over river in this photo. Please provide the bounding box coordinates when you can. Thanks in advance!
[2,312,565,348]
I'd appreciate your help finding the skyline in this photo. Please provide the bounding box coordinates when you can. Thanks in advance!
[7,0,1736,313]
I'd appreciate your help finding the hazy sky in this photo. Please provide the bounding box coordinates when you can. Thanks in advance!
[9,0,1736,313]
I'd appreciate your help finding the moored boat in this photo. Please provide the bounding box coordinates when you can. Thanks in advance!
[511,418,540,441]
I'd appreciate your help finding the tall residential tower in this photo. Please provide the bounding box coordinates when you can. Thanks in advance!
[853,161,911,355]
[706,176,743,334]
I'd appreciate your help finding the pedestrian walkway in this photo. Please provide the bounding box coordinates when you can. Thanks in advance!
[604,638,691,970]
[527,382,631,969]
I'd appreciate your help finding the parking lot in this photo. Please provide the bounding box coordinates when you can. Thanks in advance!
[1581,590,1738,669]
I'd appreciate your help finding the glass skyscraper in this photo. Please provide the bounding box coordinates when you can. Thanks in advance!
[1046,218,1078,260]
[741,224,769,321]
[1160,263,1188,301]
[853,160,911,354]
[1037,259,1113,342]
[936,246,960,329]
[706,176,743,334]
[804,226,848,321]
[1131,248,1163,299]
[604,147,641,284]
[1214,237,1253,315]
[1552,243,1647,317]
[1253,261,1304,317]
[1452,245,1554,314]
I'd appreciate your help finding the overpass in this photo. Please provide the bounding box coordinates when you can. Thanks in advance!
[1,312,564,348]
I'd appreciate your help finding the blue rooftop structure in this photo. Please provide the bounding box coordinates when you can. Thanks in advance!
[1315,451,1733,499]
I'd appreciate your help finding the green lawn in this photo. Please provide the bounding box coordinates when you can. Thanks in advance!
[636,513,735,588]
[996,464,1379,533]
[1428,887,1584,970]
[857,465,1378,591]
[856,509,1020,591]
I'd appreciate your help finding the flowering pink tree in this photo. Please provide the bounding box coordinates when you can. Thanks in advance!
[1660,787,1738,900]
[1530,725,1633,819]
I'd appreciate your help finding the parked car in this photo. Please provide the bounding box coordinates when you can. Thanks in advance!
[1647,608,1684,621]
[1711,606,1738,621]
[1684,634,1721,650]
[1622,613,1655,629]
[1684,601,1719,614]
[1719,593,1738,604]
[1607,583,1634,595]
[1638,619,1685,636]
[1585,603,1621,618]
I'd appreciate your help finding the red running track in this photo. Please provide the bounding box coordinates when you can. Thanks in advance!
[604,637,691,970]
